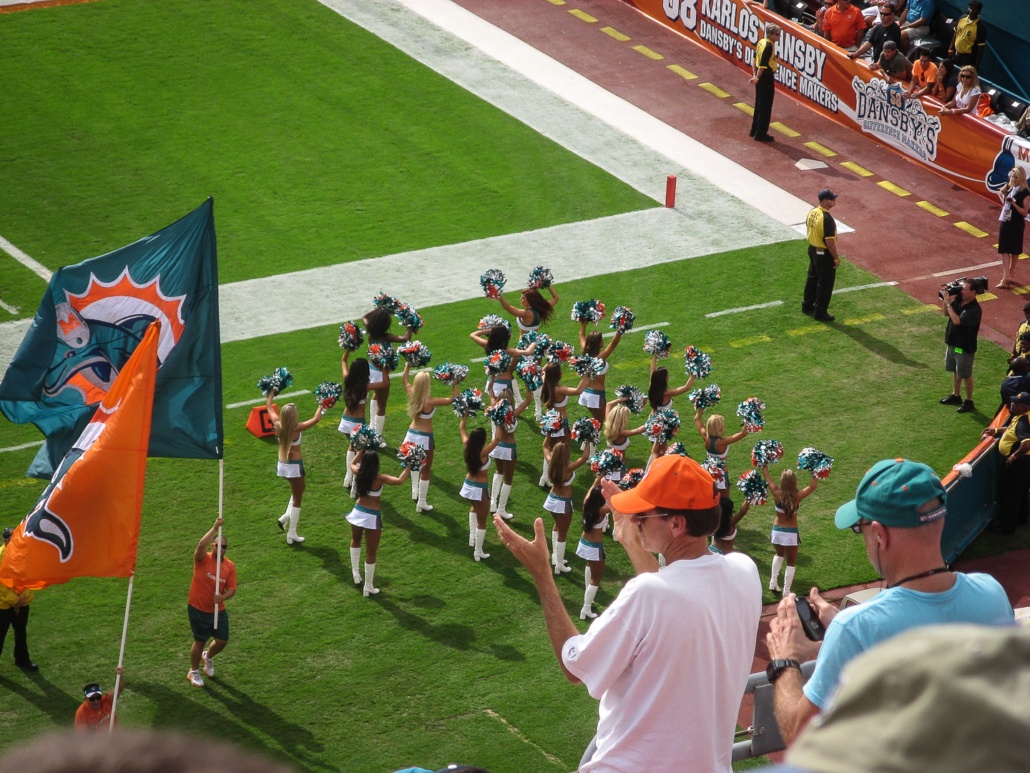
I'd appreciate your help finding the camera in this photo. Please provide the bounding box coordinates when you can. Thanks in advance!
[939,275,988,301]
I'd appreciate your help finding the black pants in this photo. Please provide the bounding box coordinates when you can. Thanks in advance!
[0,604,31,664]
[750,72,775,138]
[803,246,837,314]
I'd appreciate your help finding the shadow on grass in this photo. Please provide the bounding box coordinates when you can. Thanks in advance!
[376,597,477,651]
[830,322,929,368]
[304,544,348,583]
[0,670,79,722]
[131,679,331,772]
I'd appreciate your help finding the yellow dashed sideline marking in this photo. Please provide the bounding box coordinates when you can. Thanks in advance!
[843,313,886,325]
[770,122,800,137]
[633,45,664,60]
[917,201,949,217]
[730,335,773,347]
[804,141,837,157]
[570,8,597,22]
[667,64,697,80]
[841,161,874,177]
[954,221,989,238]
[601,26,630,41]
[545,0,566,5]
[699,82,730,98]
[978,292,999,301]
[787,326,829,337]
[878,181,911,197]
[901,305,938,315]
[734,102,754,115]
[1013,286,1030,295]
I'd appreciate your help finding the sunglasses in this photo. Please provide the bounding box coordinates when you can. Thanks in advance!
[633,511,672,520]
[850,518,873,534]
[87,695,102,702]
[960,74,973,79]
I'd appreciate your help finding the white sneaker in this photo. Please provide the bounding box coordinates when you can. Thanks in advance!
[187,669,205,688]
[201,650,215,677]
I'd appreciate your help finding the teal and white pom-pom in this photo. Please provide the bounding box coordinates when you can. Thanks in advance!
[395,302,424,333]
[571,299,606,324]
[798,447,834,479]
[452,388,484,417]
[702,455,727,483]
[314,381,342,413]
[481,269,506,299]
[570,355,605,378]
[367,343,399,371]
[590,448,624,475]
[397,441,428,471]
[516,357,544,391]
[643,329,672,359]
[337,322,365,351]
[571,417,601,447]
[547,340,574,364]
[527,265,553,290]
[479,313,511,333]
[433,363,469,384]
[399,341,432,368]
[258,366,293,396]
[484,350,512,376]
[618,468,646,489]
[645,408,681,444]
[683,345,712,379]
[737,469,769,505]
[610,306,635,334]
[690,383,722,410]
[372,292,400,313]
[751,439,784,467]
[351,424,384,451]
[665,442,690,457]
[538,409,564,436]
[484,399,514,427]
[517,330,551,358]
[615,384,646,414]
[737,397,766,433]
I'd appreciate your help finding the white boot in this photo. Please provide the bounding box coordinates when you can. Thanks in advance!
[770,555,784,592]
[490,473,503,511]
[277,498,291,532]
[373,413,386,447]
[363,562,379,596]
[551,530,559,566]
[350,547,362,584]
[539,459,550,488]
[410,471,419,501]
[286,506,305,545]
[368,397,378,419]
[533,388,543,421]
[468,511,477,548]
[783,566,796,597]
[581,583,599,619]
[344,449,355,488]
[474,529,491,561]
[553,540,571,574]
[585,566,592,585]
[416,478,433,512]
[497,483,514,521]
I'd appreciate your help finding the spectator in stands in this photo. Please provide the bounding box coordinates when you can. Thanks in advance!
[821,0,867,51]
[940,65,981,116]
[494,454,762,773]
[996,166,1030,289]
[848,4,901,61]
[765,458,1013,743]
[1012,301,1030,356]
[899,0,935,50]
[858,0,891,25]
[982,391,1030,533]
[813,0,836,37]
[869,40,913,83]
[913,57,956,102]
[903,47,938,97]
[948,1,987,70]
[1000,356,1030,409]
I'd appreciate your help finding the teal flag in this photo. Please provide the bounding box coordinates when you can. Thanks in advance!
[0,198,223,477]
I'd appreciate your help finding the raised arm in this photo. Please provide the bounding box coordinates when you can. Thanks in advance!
[380,467,412,486]
[666,374,696,399]
[761,466,782,499]
[470,329,489,350]
[402,362,413,394]
[341,349,351,379]
[265,392,280,424]
[296,404,324,431]
[578,321,588,350]
[694,408,709,441]
[798,476,820,501]
[459,416,470,445]
[195,516,223,562]
[567,443,592,472]
[598,331,623,361]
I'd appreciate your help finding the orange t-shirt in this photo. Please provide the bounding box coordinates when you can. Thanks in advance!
[187,552,236,613]
[823,4,867,49]
[912,59,939,90]
[75,694,116,732]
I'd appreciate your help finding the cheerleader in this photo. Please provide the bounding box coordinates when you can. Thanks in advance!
[539,363,587,486]
[498,285,559,417]
[459,415,501,561]
[647,355,695,413]
[576,484,610,619]
[470,325,536,400]
[577,322,623,422]
[710,499,750,555]
[347,449,411,596]
[602,402,646,480]
[402,363,459,513]
[762,467,818,596]
[488,385,532,520]
[339,351,370,492]
[362,307,412,440]
[266,391,324,545]
[542,441,590,574]
[694,407,748,499]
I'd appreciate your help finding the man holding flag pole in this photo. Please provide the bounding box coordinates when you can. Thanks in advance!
[187,516,236,688]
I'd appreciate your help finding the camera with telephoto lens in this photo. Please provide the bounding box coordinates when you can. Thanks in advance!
[939,275,988,301]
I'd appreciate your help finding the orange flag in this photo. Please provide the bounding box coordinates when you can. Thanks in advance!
[0,321,159,590]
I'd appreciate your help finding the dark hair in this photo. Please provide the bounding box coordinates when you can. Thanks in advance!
[523,289,554,324]
[583,331,603,357]
[914,46,928,58]
[582,487,606,532]
[464,427,487,475]
[549,442,570,485]
[355,451,381,498]
[365,308,393,338]
[541,363,562,408]
[344,357,370,411]
[938,58,955,79]
[1009,357,1030,376]
[485,325,511,353]
[713,497,734,539]
[663,506,721,537]
[648,367,669,411]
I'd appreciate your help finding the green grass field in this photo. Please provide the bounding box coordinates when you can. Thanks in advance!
[0,1,1022,771]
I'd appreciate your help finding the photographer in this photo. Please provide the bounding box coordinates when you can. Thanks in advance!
[939,278,983,414]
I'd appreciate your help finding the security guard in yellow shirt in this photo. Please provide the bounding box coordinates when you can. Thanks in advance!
[0,527,38,671]
[803,190,841,322]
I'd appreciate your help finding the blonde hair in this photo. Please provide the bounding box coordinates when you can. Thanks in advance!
[778,468,800,513]
[276,403,298,463]
[605,404,629,443]
[958,65,980,90]
[497,387,515,405]
[1008,167,1028,191]
[407,370,431,420]
[706,414,725,439]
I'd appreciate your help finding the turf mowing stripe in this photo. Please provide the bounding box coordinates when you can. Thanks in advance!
[803,141,837,157]
[770,122,800,137]
[601,26,630,41]
[0,298,19,314]
[569,8,597,22]
[601,321,669,338]
[698,82,730,98]
[954,221,989,238]
[632,44,664,60]
[916,200,949,217]
[0,439,43,454]
[667,64,697,80]
[705,300,783,317]
[483,709,566,767]
[0,234,52,281]
[840,161,874,177]
[733,102,754,115]
[877,180,911,197]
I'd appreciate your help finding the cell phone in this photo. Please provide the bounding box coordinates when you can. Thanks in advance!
[795,597,826,642]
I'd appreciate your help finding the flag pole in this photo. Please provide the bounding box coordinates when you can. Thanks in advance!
[214,457,224,627]
[108,572,134,734]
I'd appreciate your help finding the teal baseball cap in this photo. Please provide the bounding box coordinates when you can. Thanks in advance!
[835,458,947,529]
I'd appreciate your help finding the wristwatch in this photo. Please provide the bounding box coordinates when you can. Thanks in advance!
[766,659,801,683]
